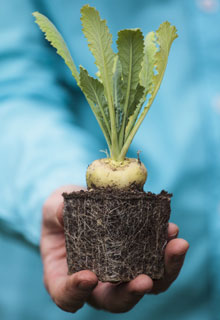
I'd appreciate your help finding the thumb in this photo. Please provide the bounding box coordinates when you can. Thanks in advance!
[56,202,64,228]
[51,271,98,313]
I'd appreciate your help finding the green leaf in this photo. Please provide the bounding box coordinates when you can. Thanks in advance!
[139,31,157,95]
[81,5,118,158]
[149,22,178,104]
[127,84,145,118]
[125,32,157,141]
[112,56,124,132]
[79,66,110,135]
[80,67,105,106]
[117,29,144,112]
[79,66,111,147]
[155,22,178,77]
[33,12,79,84]
[125,84,145,140]
[117,29,144,147]
[119,22,178,160]
[80,5,115,101]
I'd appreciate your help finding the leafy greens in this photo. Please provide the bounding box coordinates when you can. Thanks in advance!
[33,5,178,161]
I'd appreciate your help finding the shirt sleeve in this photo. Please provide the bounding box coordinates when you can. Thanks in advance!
[0,1,99,245]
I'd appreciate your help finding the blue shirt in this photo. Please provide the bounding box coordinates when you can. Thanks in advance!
[0,0,219,319]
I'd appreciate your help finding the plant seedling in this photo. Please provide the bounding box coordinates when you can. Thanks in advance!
[33,5,177,282]
[33,5,177,191]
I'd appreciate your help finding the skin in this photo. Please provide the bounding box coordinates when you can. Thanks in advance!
[41,185,189,314]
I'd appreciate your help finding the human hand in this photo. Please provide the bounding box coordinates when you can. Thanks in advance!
[41,186,189,313]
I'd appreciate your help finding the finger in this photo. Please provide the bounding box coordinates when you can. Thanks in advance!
[55,185,87,228]
[51,270,98,313]
[125,274,154,296]
[42,185,85,234]
[56,202,64,228]
[89,275,153,313]
[165,238,189,280]
[167,222,179,240]
[151,238,189,294]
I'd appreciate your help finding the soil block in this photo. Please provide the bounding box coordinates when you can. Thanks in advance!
[62,189,172,282]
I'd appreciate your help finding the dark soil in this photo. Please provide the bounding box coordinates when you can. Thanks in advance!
[62,189,172,282]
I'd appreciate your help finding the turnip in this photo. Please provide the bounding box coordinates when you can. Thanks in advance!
[33,5,177,282]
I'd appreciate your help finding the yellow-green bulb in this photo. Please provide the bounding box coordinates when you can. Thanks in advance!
[86,158,147,190]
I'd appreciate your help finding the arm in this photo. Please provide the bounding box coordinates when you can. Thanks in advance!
[0,97,98,244]
[0,3,98,244]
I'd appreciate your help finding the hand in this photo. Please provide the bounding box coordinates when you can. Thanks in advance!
[41,186,189,313]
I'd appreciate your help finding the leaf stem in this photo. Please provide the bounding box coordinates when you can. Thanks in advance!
[119,75,162,160]
[118,44,133,149]
[124,96,145,141]
[87,99,112,150]
[106,90,119,159]
[93,90,111,137]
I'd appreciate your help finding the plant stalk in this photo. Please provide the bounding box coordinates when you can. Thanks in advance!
[118,45,133,150]
[87,99,112,151]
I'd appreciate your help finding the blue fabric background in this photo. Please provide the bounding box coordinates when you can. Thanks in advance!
[0,0,219,319]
